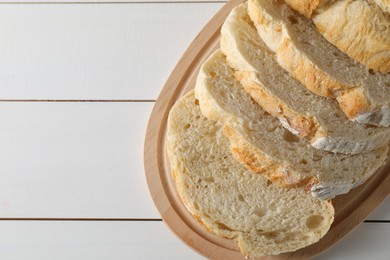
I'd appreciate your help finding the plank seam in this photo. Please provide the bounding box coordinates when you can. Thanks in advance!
[363,220,390,223]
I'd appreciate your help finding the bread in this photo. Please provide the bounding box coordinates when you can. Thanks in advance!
[283,0,335,18]
[195,49,389,199]
[220,2,390,154]
[284,0,390,16]
[165,1,389,256]
[248,0,390,127]
[374,0,390,13]
[283,0,390,73]
[166,90,335,257]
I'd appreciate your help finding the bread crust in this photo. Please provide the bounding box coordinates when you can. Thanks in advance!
[225,125,307,188]
[236,71,319,139]
[373,0,390,13]
[336,87,372,119]
[167,90,335,256]
[277,38,344,97]
[248,2,345,97]
[284,0,324,17]
[195,47,389,199]
[249,0,390,126]
[286,0,390,73]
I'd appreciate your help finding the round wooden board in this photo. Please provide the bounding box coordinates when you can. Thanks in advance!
[144,0,390,259]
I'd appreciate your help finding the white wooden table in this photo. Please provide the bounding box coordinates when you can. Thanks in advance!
[0,1,388,259]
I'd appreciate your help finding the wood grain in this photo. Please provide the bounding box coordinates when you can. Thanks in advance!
[144,0,390,259]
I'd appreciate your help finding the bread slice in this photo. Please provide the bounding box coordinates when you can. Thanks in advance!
[195,49,389,199]
[283,0,390,74]
[167,90,335,257]
[284,0,390,17]
[283,0,336,18]
[287,0,390,73]
[374,0,390,13]
[247,0,390,127]
[220,3,390,154]
[313,0,390,73]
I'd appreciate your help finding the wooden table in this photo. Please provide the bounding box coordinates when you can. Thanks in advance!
[0,1,388,259]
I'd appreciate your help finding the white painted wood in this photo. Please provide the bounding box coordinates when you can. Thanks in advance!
[317,223,390,260]
[0,221,387,259]
[0,1,385,257]
[0,1,225,2]
[0,102,160,218]
[0,221,203,260]
[0,3,223,100]
[367,196,390,221]
[0,102,388,220]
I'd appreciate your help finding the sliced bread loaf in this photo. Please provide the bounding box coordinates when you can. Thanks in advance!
[195,49,389,199]
[248,0,390,127]
[167,90,335,257]
[220,3,390,154]
[283,0,390,73]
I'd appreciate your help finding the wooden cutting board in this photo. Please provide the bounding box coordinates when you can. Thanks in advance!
[144,0,390,258]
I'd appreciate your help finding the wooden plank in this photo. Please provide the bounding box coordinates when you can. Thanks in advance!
[0,3,223,100]
[0,221,387,259]
[0,102,160,218]
[0,221,203,260]
[0,1,225,2]
[0,102,388,220]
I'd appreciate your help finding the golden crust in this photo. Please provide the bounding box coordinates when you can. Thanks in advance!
[236,71,317,138]
[284,0,322,18]
[250,3,269,27]
[249,0,389,124]
[313,0,390,73]
[224,125,298,187]
[284,0,390,74]
[225,125,317,189]
[277,38,345,97]
[336,87,371,119]
[304,177,320,193]
[230,145,270,173]
[223,125,275,171]
[374,0,390,13]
